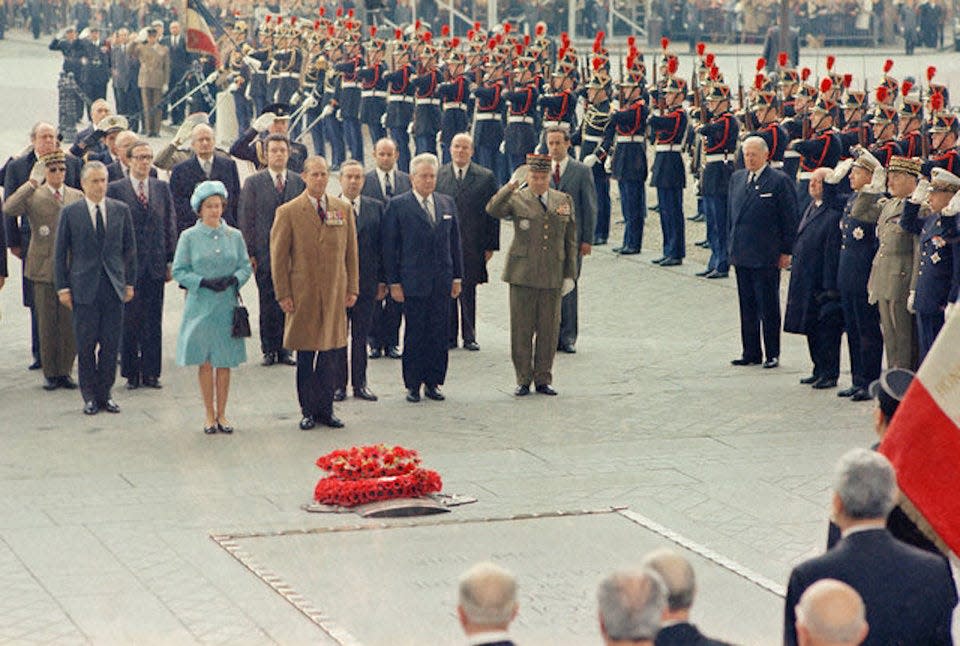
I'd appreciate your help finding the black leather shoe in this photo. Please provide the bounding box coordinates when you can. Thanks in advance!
[277,351,296,366]
[694,239,710,247]
[43,377,60,391]
[594,237,607,245]
[406,388,421,403]
[837,386,859,398]
[125,378,140,390]
[463,340,480,351]
[812,377,838,390]
[559,343,576,354]
[333,388,346,402]
[261,352,277,366]
[762,358,779,369]
[299,416,316,430]
[386,346,402,359]
[687,213,705,222]
[850,389,873,402]
[101,399,121,413]
[731,357,762,366]
[535,384,558,396]
[369,347,383,359]
[659,258,683,267]
[28,359,42,371]
[424,385,445,401]
[651,256,667,265]
[514,384,530,396]
[319,415,345,428]
[695,268,713,277]
[800,375,819,385]
[217,420,234,434]
[204,424,218,434]
[706,270,728,279]
[83,400,99,415]
[615,247,640,255]
[59,376,78,390]
[142,377,162,389]
[353,386,378,401]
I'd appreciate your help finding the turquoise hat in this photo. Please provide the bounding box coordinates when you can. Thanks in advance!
[190,180,228,213]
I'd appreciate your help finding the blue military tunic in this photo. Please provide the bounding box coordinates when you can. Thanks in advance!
[172,220,253,368]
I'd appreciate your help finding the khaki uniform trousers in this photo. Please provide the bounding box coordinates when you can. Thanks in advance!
[877,297,916,369]
[32,280,76,379]
[509,284,562,387]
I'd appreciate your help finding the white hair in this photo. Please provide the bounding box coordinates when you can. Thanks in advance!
[833,448,897,519]
[742,136,769,155]
[410,153,439,175]
[597,569,666,641]
[458,562,518,627]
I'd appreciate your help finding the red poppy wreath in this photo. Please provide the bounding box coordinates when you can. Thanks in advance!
[314,444,443,507]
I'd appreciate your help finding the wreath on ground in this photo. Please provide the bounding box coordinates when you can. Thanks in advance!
[313,444,443,507]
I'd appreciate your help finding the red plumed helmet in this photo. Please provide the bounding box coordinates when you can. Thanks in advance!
[932,91,944,111]
[756,57,766,72]
[592,41,601,53]
[503,22,511,34]
[521,34,529,46]
[441,24,449,37]
[596,30,605,43]
[778,51,788,67]
[317,7,324,16]
[515,43,522,55]
[709,66,719,81]
[289,16,297,25]
[347,8,354,17]
[754,73,765,90]
[667,56,678,75]
[423,31,432,42]
[696,41,706,56]
[451,37,460,47]
[536,23,546,36]
[901,80,913,95]
[660,36,669,50]
[592,57,602,71]
[561,31,569,44]
[395,28,403,40]
[474,21,481,31]
[336,7,343,17]
[327,24,335,36]
[369,25,377,37]
[826,55,835,71]
[883,59,893,74]
[312,19,320,30]
[876,85,888,102]
[705,53,715,67]
[467,29,475,39]
[265,15,271,22]
[820,78,832,93]
[801,67,811,81]
[487,38,496,50]
[626,53,635,68]
[627,35,636,47]
[345,20,353,30]
[558,46,567,59]
[842,73,853,88]
[927,66,937,82]
[495,33,503,44]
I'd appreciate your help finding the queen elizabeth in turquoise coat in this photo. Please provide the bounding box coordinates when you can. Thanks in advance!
[172,192,253,368]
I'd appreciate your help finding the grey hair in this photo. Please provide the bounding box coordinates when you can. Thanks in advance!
[191,123,214,141]
[597,568,666,641]
[458,562,518,627]
[30,122,56,139]
[795,579,867,644]
[833,448,897,519]
[451,132,474,147]
[80,160,107,181]
[339,159,364,172]
[742,136,769,155]
[641,549,696,611]
[410,153,439,175]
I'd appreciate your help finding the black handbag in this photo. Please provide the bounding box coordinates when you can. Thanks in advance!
[232,292,251,338]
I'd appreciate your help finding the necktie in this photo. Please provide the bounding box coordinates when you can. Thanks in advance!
[276,173,285,194]
[95,205,105,245]
[540,194,548,211]
[457,168,464,182]
[317,199,326,222]
[137,181,147,207]
[54,188,62,203]
[423,197,434,224]
[553,163,561,187]
[202,160,211,177]
[747,172,754,187]
[384,172,393,197]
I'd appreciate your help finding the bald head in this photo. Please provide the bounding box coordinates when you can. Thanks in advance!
[457,562,518,631]
[796,579,868,646]
[641,549,696,612]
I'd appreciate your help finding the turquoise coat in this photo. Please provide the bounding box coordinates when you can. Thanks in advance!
[172,220,253,368]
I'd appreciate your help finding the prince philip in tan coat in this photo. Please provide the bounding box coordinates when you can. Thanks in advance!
[271,156,359,430]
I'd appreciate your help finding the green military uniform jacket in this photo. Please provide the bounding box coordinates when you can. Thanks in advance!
[867,196,919,304]
[486,184,578,290]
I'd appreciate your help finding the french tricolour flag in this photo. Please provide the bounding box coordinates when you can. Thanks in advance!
[185,0,222,66]
[880,312,960,558]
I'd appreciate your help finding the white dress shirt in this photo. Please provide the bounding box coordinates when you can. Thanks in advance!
[85,197,107,229]
[380,169,396,196]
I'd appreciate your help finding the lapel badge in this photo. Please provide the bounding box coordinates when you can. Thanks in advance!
[852,227,864,240]
[932,235,946,248]
[518,218,531,230]
[931,251,942,264]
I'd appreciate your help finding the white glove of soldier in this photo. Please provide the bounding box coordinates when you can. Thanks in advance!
[436,131,443,149]
[406,122,414,135]
[864,165,886,194]
[289,92,301,106]
[173,120,195,147]
[561,278,575,297]
[909,178,932,205]
[319,104,335,119]
[204,70,218,84]
[583,153,599,168]
[29,160,46,186]
[243,56,261,71]
[604,155,613,174]
[252,111,276,132]
[302,94,317,109]
[826,158,854,185]
[335,109,343,121]
[943,190,960,216]
[228,80,240,93]
[907,290,916,314]
[499,141,505,154]
[380,114,387,128]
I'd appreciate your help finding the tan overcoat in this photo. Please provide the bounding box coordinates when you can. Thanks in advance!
[271,192,359,351]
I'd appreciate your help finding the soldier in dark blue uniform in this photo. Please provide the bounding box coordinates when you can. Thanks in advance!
[334,37,364,164]
[696,81,738,277]
[869,87,901,168]
[383,40,415,172]
[896,81,925,159]
[79,25,111,110]
[779,69,816,181]
[410,41,442,156]
[747,85,789,173]
[503,62,540,172]
[246,27,273,117]
[229,102,308,173]
[923,101,960,177]
[838,86,871,161]
[575,63,613,246]
[50,26,84,82]
[319,44,346,171]
[437,45,470,164]
[791,79,842,215]
[536,57,578,154]
[900,168,959,361]
[649,58,687,266]
[471,64,508,185]
[298,40,326,156]
[358,30,388,145]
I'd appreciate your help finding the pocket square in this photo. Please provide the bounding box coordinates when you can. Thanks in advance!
[442,213,453,220]
[760,193,773,198]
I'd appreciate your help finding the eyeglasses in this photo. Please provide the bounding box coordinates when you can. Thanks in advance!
[48,166,67,172]
[132,154,154,161]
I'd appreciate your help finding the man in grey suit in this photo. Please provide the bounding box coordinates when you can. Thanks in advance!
[436,133,499,351]
[362,137,412,359]
[110,29,140,134]
[129,26,170,137]
[546,127,597,354]
[55,161,137,415]
[238,133,305,367]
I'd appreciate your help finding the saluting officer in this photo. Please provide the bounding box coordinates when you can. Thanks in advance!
[868,90,901,168]
[575,65,613,246]
[649,61,688,266]
[923,99,960,176]
[695,80,737,278]
[229,102,308,173]
[791,80,842,215]
[896,82,924,159]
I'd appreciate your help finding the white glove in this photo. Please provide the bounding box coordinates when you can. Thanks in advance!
[945,301,957,319]
[509,165,528,186]
[173,120,195,146]
[335,109,343,121]
[243,55,261,71]
[436,131,443,148]
[561,277,575,296]
[137,28,148,42]
[944,190,960,216]
[289,92,301,106]
[826,158,854,185]
[907,290,916,314]
[228,80,240,92]
[29,160,46,185]
[302,94,317,109]
[319,104,335,119]
[499,141,505,154]
[204,70,218,84]
[583,153,599,168]
[380,114,387,128]
[604,155,613,174]
[909,178,932,205]
[406,122,414,135]
[252,112,276,132]
[864,166,887,194]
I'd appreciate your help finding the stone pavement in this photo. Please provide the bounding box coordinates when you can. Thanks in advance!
[0,31,941,645]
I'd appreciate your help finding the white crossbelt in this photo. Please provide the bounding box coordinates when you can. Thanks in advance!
[278,72,297,78]
[616,135,644,144]
[387,95,414,103]
[475,112,501,121]
[341,81,359,88]
[444,102,467,110]
[783,150,801,158]
[703,153,733,162]
[415,98,441,106]
[542,120,570,130]
[507,115,534,124]
[655,144,680,152]
[361,90,387,98]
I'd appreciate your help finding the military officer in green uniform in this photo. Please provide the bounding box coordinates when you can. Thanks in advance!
[486,153,578,397]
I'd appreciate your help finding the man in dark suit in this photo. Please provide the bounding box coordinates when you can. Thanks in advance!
[382,152,463,402]
[335,160,384,402]
[784,167,844,390]
[728,136,799,369]
[169,124,240,233]
[162,21,192,125]
[546,127,597,354]
[54,161,137,415]
[106,141,176,390]
[783,448,957,646]
[79,25,111,110]
[643,549,732,646]
[4,122,83,370]
[436,133,499,351]
[238,133,305,367]
[362,137,412,359]
[457,562,518,646]
[110,28,141,134]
